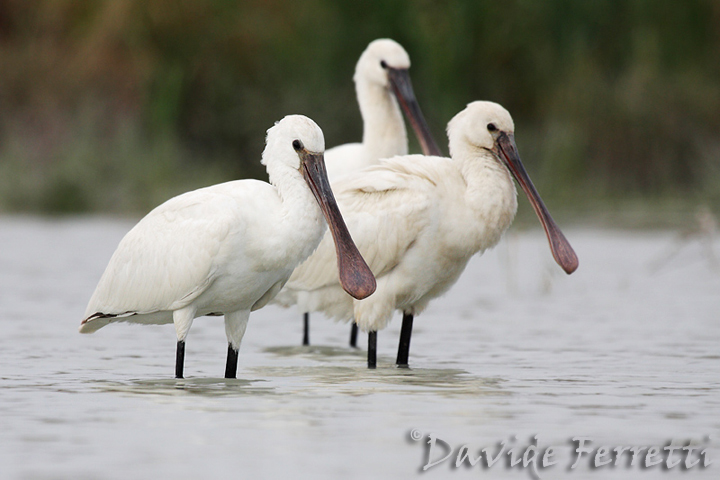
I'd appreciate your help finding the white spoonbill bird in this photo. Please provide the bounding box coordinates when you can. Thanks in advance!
[79,115,376,379]
[301,38,442,346]
[279,101,578,368]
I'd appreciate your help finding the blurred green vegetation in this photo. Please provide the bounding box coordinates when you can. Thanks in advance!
[1,0,719,220]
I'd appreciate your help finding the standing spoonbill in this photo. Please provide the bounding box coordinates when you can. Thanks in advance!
[278,101,578,368]
[79,115,376,378]
[300,38,442,346]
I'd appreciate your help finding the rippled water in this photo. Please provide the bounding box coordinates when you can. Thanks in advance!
[1,216,718,479]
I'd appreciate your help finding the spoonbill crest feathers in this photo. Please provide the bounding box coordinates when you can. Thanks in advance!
[262,115,325,168]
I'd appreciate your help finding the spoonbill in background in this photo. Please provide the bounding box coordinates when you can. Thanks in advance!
[300,38,443,347]
[278,101,578,368]
[79,115,376,379]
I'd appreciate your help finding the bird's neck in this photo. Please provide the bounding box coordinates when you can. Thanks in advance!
[356,81,408,159]
[267,163,327,255]
[455,148,519,252]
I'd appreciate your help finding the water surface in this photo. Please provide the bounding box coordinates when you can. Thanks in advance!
[1,216,718,479]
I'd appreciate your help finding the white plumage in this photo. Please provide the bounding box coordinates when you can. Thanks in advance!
[277,101,578,366]
[80,115,375,378]
[324,38,441,180]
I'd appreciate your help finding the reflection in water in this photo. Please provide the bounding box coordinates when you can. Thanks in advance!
[264,344,366,360]
[253,365,506,397]
[92,377,276,398]
[263,345,506,396]
[85,350,507,399]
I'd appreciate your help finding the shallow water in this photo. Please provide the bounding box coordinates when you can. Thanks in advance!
[1,216,718,479]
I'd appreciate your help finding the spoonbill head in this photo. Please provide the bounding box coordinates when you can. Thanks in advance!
[448,101,578,274]
[324,39,441,180]
[262,114,325,169]
[357,38,442,158]
[266,115,376,300]
[354,38,411,88]
[80,115,375,378]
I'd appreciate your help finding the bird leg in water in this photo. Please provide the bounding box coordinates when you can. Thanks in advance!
[302,313,310,346]
[368,331,377,369]
[175,340,185,379]
[225,344,239,379]
[395,312,414,368]
[350,322,358,348]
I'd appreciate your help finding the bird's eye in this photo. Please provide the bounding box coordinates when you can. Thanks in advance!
[292,140,302,151]
[380,60,388,69]
[487,123,498,132]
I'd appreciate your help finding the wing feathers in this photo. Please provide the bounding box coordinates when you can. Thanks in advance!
[83,187,237,320]
[285,156,450,293]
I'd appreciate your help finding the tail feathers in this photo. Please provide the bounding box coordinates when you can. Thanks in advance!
[79,311,135,334]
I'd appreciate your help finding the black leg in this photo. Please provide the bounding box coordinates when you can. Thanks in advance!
[302,312,310,346]
[175,340,185,379]
[367,331,377,369]
[349,322,358,348]
[225,343,239,379]
[396,312,414,368]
